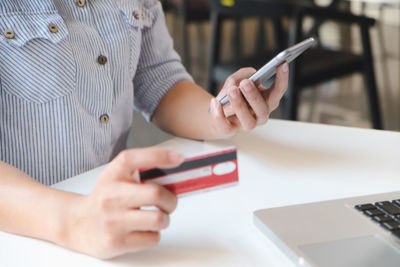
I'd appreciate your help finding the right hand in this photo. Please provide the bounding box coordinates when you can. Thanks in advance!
[209,64,289,139]
[60,148,183,259]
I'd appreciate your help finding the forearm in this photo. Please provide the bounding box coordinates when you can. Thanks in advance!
[0,161,79,245]
[152,81,220,140]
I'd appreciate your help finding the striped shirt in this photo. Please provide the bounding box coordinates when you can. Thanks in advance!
[0,0,192,185]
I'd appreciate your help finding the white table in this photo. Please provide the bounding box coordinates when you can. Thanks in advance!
[1,119,400,267]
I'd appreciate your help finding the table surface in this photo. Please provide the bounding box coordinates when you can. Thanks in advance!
[1,119,400,267]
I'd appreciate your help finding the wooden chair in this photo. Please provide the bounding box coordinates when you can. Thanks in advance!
[207,0,383,129]
[162,0,210,72]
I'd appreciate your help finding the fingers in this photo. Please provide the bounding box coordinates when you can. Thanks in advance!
[127,183,178,214]
[238,79,269,125]
[98,182,178,214]
[121,231,161,254]
[99,210,169,237]
[95,148,179,214]
[102,148,184,182]
[217,67,256,99]
[121,210,170,232]
[83,148,182,258]
[227,86,257,131]
[210,98,237,137]
[267,62,289,111]
[225,62,289,129]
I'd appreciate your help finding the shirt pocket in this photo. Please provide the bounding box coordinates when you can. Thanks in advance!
[0,12,76,104]
[118,0,154,30]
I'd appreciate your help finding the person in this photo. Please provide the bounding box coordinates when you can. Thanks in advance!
[0,0,289,259]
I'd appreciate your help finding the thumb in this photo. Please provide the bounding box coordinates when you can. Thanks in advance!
[101,148,184,183]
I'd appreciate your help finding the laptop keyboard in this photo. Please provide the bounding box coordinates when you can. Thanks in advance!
[355,200,400,239]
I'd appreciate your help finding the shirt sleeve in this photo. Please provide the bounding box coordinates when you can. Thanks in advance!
[133,1,194,121]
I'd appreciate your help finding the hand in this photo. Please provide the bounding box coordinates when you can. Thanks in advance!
[209,62,289,138]
[60,148,183,259]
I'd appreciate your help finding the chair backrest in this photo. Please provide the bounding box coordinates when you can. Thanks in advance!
[208,0,300,18]
[162,0,209,20]
[165,0,208,9]
[162,0,208,12]
[207,0,303,93]
[207,0,301,63]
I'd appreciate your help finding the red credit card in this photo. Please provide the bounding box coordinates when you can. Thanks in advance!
[139,138,238,196]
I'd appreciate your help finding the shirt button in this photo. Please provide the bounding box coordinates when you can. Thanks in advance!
[100,114,110,124]
[76,0,85,7]
[4,29,15,39]
[49,24,58,33]
[133,11,140,20]
[97,55,107,65]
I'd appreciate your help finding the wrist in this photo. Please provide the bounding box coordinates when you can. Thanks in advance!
[51,191,84,248]
[209,121,225,140]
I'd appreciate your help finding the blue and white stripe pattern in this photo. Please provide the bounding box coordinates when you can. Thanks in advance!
[0,0,192,185]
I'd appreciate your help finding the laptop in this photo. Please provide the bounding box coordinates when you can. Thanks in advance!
[254,191,400,267]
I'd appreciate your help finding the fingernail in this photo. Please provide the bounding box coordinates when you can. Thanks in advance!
[132,170,140,183]
[169,151,184,163]
[229,87,239,99]
[242,80,252,92]
[282,62,289,73]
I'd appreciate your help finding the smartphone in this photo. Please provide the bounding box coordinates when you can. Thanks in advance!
[215,37,317,110]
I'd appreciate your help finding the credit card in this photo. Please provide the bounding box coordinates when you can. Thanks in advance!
[139,138,239,196]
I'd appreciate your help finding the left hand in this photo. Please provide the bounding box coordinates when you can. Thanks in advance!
[209,62,289,139]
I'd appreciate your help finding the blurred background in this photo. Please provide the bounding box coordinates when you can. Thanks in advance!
[128,0,400,148]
